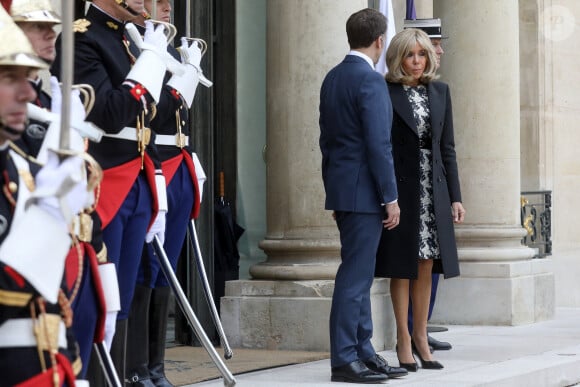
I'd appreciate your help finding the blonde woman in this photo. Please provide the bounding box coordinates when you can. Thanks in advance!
[375,28,465,371]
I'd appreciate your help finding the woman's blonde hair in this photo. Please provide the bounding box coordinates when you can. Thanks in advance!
[385,28,439,84]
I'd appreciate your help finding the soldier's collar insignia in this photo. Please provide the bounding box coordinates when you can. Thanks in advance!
[73,19,91,33]
[106,21,119,30]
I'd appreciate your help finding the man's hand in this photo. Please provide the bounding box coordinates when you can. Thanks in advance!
[382,202,400,230]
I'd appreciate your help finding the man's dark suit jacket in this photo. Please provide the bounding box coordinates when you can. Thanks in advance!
[319,55,397,212]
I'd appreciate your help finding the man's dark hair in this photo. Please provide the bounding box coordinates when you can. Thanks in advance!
[346,8,387,49]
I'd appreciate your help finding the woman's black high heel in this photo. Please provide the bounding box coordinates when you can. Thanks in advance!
[412,340,444,369]
[396,345,418,372]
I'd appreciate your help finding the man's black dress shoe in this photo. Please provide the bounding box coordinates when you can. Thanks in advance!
[363,354,408,378]
[331,359,388,384]
[428,334,452,351]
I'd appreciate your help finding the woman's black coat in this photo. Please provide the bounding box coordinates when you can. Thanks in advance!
[375,81,461,279]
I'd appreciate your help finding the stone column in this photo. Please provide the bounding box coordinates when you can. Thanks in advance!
[431,0,554,325]
[221,1,395,350]
[252,0,358,281]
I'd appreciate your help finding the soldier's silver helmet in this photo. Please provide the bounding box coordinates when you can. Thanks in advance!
[0,5,48,69]
[10,0,61,24]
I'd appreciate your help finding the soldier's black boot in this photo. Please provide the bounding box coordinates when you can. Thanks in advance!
[126,285,156,386]
[149,287,174,387]
[110,318,128,385]
[85,346,106,386]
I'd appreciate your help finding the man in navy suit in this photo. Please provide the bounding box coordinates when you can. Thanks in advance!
[319,8,405,384]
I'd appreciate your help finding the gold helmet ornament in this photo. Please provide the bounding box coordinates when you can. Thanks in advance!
[10,0,61,24]
[0,5,48,69]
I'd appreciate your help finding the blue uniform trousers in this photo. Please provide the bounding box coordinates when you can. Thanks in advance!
[103,174,152,320]
[330,211,383,368]
[71,259,98,378]
[139,162,194,288]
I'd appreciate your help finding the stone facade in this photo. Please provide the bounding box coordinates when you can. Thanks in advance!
[225,0,571,350]
[44,0,580,351]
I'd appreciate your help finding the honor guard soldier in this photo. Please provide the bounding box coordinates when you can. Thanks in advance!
[124,1,208,385]
[51,0,170,382]
[10,0,60,156]
[0,5,92,385]
[11,1,120,380]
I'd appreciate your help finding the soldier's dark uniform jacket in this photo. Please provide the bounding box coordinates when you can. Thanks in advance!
[29,78,51,109]
[0,145,81,387]
[14,79,51,158]
[51,5,163,229]
[51,4,170,335]
[64,207,109,378]
[155,47,201,219]
[127,24,201,220]
[128,22,203,384]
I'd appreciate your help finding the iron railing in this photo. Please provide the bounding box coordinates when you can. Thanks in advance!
[520,190,552,257]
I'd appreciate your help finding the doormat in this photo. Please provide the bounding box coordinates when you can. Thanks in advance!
[165,346,330,386]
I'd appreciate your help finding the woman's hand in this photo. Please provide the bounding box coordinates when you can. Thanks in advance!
[452,202,465,223]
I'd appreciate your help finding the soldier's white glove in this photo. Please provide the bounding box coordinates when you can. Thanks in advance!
[97,261,120,349]
[126,22,168,103]
[179,37,212,89]
[146,173,167,245]
[179,37,203,69]
[31,151,88,228]
[191,152,206,202]
[104,311,117,350]
[146,210,166,245]
[49,76,87,124]
[37,77,86,163]
[166,38,203,107]
[141,21,169,58]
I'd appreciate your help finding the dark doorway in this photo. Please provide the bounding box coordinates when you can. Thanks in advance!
[172,0,238,345]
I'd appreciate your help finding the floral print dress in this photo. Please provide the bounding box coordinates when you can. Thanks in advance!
[403,84,441,260]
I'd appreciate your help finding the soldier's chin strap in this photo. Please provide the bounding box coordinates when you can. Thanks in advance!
[115,0,140,17]
[0,122,21,137]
